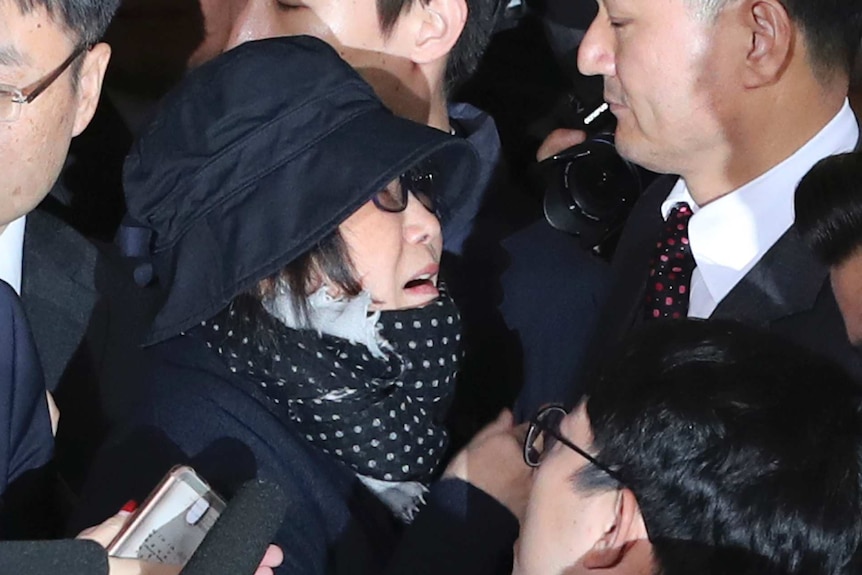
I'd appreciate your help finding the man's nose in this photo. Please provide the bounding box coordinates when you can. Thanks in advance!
[577,12,616,78]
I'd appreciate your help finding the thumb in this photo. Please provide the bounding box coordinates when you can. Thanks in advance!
[537,128,588,162]
[477,409,514,439]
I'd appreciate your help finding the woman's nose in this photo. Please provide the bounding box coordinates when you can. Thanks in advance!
[403,193,442,245]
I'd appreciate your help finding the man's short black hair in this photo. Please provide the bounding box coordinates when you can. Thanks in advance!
[11,0,119,46]
[779,0,862,78]
[583,320,862,575]
[695,0,862,79]
[376,0,500,92]
[795,152,862,267]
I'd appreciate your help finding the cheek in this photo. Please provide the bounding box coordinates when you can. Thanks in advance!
[323,3,385,51]
[0,118,68,222]
[519,467,586,573]
[342,217,404,298]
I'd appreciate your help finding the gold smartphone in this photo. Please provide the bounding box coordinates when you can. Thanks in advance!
[107,465,227,566]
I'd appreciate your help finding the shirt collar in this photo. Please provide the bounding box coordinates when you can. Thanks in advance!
[0,216,26,295]
[660,99,859,305]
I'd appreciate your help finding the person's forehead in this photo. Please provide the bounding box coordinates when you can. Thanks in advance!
[0,2,74,67]
[600,0,690,15]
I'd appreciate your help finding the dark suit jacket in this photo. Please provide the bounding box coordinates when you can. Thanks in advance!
[591,175,862,380]
[0,280,53,496]
[20,204,158,494]
[0,279,54,539]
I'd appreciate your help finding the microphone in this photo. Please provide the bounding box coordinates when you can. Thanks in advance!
[181,479,288,575]
[0,539,107,574]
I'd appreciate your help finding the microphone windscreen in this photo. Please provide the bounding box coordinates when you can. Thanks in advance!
[0,539,107,574]
[181,478,287,575]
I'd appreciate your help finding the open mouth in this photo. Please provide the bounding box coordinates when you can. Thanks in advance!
[403,275,435,290]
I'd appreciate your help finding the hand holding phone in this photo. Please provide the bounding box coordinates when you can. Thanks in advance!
[107,466,227,567]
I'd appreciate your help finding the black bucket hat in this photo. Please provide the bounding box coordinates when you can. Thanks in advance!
[124,36,480,344]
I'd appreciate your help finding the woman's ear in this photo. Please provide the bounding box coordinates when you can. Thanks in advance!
[742,0,793,88]
[581,489,648,570]
[407,0,467,66]
[72,42,111,137]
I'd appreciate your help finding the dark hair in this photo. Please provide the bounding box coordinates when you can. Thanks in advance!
[376,0,500,92]
[257,229,361,323]
[795,152,862,266]
[11,0,120,46]
[778,0,862,78]
[699,0,862,79]
[582,319,862,575]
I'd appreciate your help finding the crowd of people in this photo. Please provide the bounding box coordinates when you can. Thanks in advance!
[2,0,862,573]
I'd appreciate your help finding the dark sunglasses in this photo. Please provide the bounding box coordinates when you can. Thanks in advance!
[372,169,436,214]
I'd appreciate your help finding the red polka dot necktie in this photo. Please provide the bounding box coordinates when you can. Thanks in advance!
[644,203,695,320]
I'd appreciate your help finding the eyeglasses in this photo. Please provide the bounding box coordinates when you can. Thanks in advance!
[0,43,90,123]
[524,405,624,484]
[372,169,436,214]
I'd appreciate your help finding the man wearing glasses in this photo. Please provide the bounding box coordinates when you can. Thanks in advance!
[0,0,145,498]
[515,320,862,575]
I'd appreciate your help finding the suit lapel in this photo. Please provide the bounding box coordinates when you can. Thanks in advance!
[606,176,676,334]
[711,227,827,324]
[21,207,98,391]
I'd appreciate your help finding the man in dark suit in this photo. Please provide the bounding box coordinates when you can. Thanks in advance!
[0,0,157,495]
[578,0,862,379]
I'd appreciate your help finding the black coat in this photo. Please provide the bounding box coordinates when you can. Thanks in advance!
[72,332,519,575]
[590,175,862,380]
[21,205,158,494]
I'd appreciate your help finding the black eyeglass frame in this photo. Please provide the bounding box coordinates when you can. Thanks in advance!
[524,404,625,485]
[372,169,436,214]
[0,43,90,122]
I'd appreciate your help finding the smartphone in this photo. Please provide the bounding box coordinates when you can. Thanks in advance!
[108,465,227,566]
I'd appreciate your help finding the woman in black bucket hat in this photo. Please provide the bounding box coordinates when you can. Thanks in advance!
[73,37,527,574]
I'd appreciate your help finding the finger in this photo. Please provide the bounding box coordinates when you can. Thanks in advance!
[261,544,284,568]
[77,509,133,547]
[473,409,514,442]
[46,391,60,437]
[108,558,181,575]
[495,408,514,427]
[512,421,530,443]
[536,128,588,162]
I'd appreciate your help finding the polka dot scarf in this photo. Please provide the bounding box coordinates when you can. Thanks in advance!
[194,289,463,484]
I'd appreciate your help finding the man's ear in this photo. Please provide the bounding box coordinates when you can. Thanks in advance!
[581,489,648,570]
[72,41,111,137]
[407,0,467,65]
[742,0,793,88]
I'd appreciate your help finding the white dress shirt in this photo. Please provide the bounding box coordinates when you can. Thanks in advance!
[0,216,25,295]
[660,99,860,319]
